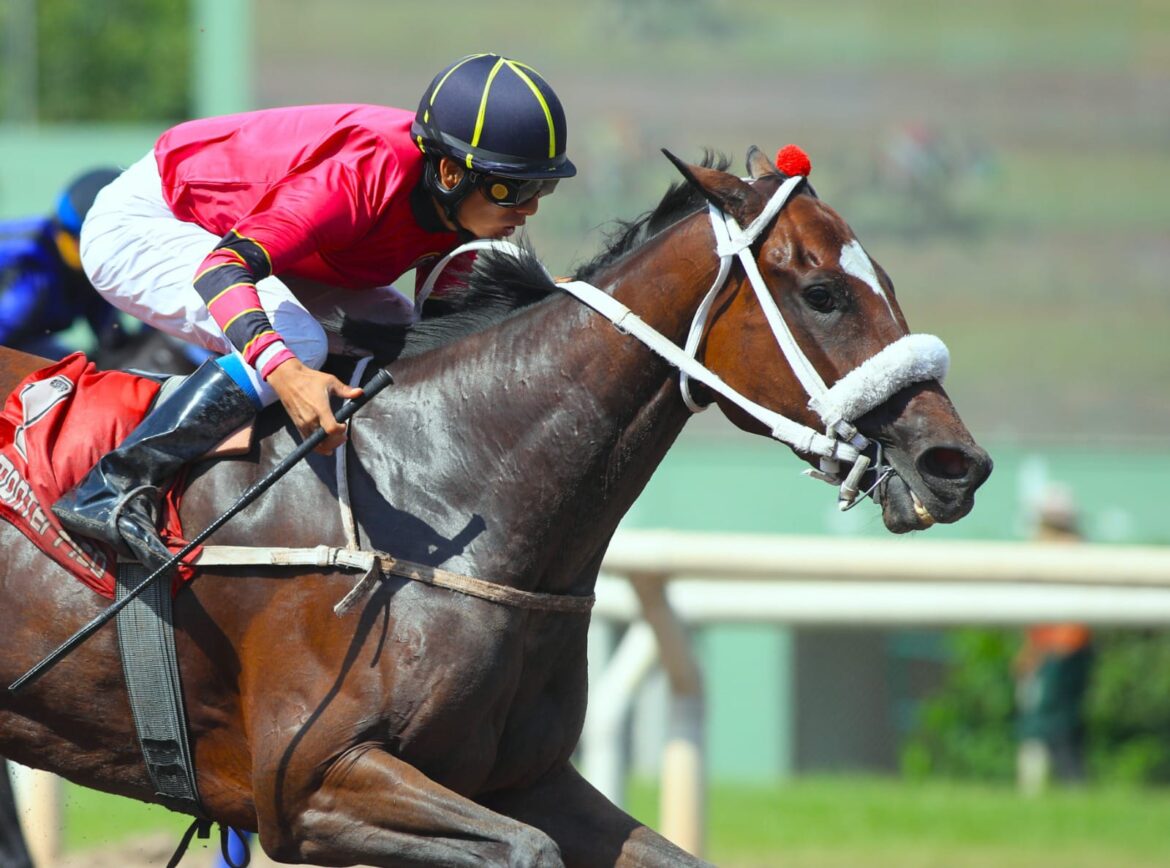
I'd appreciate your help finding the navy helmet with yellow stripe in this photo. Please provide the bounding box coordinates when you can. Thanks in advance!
[413,53,576,181]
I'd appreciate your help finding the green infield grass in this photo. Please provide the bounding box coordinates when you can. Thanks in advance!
[58,774,1170,867]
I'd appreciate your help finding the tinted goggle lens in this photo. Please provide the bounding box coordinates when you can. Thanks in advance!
[479,176,558,207]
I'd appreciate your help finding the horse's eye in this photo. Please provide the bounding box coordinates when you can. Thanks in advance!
[803,285,835,312]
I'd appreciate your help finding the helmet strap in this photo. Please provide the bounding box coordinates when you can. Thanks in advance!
[424,158,477,240]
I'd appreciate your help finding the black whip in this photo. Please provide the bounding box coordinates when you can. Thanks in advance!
[9,366,393,693]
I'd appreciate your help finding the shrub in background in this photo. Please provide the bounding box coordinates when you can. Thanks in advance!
[902,628,1170,785]
[32,0,190,122]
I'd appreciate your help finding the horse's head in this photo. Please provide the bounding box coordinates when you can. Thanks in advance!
[666,146,992,532]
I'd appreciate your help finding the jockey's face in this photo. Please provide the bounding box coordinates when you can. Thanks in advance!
[457,183,540,240]
[435,157,541,240]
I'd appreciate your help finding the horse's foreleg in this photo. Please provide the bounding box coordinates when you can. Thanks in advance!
[481,762,713,868]
[255,747,563,868]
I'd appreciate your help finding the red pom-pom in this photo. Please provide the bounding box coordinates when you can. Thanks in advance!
[775,144,811,177]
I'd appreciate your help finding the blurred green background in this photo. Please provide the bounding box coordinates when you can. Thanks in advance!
[3,0,1169,449]
[3,1,1170,864]
[263,0,1170,448]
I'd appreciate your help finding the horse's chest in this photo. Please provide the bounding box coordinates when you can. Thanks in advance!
[381,593,589,790]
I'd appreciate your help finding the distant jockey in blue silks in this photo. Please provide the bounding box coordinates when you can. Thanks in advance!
[0,167,124,359]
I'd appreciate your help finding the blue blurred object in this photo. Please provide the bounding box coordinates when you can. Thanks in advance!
[54,168,122,236]
[0,172,212,375]
[216,827,251,867]
[0,167,130,361]
[0,213,118,357]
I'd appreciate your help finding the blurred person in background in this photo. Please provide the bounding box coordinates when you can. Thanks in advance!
[0,167,209,374]
[0,167,123,359]
[1014,486,1095,795]
[869,121,996,236]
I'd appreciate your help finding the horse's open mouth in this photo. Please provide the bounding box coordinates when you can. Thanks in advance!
[872,448,990,533]
[875,471,940,534]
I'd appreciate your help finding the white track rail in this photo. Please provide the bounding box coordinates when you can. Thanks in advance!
[583,529,1170,858]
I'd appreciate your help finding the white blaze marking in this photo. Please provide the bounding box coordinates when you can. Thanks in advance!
[839,239,895,319]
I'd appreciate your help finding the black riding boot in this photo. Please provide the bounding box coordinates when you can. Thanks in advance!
[52,359,257,572]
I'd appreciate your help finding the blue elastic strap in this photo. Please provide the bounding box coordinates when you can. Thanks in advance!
[215,355,263,409]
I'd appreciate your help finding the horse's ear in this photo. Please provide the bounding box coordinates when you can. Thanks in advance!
[746,145,778,180]
[661,148,759,223]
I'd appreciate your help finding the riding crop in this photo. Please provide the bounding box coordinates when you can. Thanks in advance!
[9,365,394,693]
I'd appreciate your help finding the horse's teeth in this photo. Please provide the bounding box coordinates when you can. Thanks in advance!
[911,491,936,527]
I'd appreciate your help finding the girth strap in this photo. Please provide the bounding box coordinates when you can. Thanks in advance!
[115,560,204,816]
[193,545,597,616]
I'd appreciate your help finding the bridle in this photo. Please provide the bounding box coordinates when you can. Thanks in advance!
[414,172,950,510]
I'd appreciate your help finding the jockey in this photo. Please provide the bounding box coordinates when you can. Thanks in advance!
[52,53,576,572]
[0,167,122,359]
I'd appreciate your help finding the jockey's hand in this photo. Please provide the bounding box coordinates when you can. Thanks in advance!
[266,358,364,455]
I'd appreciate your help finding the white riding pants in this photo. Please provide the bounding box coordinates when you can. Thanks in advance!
[79,153,414,406]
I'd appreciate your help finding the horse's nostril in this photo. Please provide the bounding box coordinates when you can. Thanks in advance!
[920,446,970,481]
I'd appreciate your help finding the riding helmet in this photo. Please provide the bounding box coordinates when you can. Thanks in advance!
[412,53,576,181]
[54,167,121,236]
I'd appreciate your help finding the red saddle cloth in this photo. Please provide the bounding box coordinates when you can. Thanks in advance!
[0,353,197,599]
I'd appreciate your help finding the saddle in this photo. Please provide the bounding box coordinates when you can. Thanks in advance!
[0,353,250,597]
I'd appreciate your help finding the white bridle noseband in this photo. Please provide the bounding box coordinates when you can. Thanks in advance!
[414,173,950,510]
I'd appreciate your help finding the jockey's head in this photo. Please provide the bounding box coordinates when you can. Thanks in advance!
[412,53,576,239]
[53,167,121,270]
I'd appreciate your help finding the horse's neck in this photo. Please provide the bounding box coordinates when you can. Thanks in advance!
[604,219,721,344]
[343,220,724,596]
[176,227,717,595]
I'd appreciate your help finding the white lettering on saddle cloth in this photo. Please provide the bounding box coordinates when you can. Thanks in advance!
[0,456,108,584]
[14,374,73,461]
[1,374,109,579]
[0,454,108,579]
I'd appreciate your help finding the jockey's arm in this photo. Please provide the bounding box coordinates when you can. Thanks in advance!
[264,357,361,454]
[192,233,361,454]
[190,165,375,453]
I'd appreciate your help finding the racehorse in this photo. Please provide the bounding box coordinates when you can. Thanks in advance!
[0,147,990,866]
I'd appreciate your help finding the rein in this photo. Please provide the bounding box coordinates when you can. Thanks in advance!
[424,173,949,510]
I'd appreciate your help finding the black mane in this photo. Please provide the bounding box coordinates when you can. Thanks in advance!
[323,152,730,364]
[320,244,557,365]
[573,151,730,283]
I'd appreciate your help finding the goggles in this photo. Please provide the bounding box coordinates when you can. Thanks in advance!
[476,174,558,208]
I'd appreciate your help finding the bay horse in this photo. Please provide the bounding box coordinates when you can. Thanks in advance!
[0,147,990,866]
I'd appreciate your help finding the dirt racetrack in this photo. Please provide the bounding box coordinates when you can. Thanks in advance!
[54,832,184,867]
[55,831,286,867]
